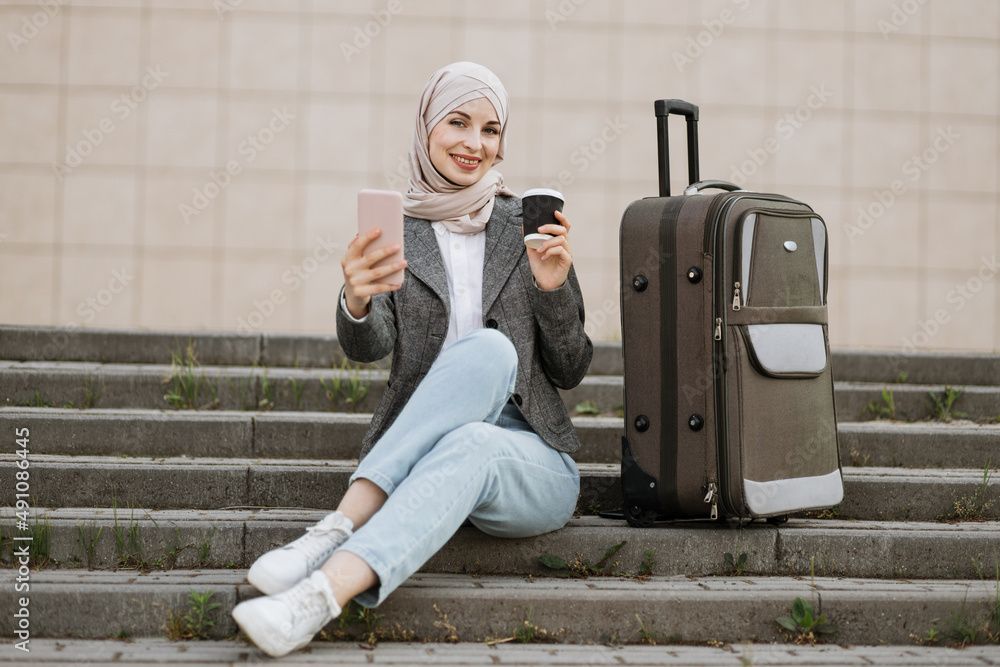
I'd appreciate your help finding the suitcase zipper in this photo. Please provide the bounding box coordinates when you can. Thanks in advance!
[732,282,741,311]
[704,482,719,520]
[714,317,722,341]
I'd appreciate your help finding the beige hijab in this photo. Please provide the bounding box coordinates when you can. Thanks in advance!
[403,62,515,234]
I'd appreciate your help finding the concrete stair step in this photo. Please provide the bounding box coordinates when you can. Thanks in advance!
[9,639,1000,667]
[4,361,999,421]
[0,360,391,414]
[6,508,1000,581]
[2,569,997,646]
[3,407,998,469]
[2,454,996,521]
[0,324,619,376]
[7,325,1000,387]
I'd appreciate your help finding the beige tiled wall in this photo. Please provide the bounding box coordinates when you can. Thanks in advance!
[1,0,998,352]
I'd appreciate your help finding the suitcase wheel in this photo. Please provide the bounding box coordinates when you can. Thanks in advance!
[766,515,789,525]
[624,505,658,527]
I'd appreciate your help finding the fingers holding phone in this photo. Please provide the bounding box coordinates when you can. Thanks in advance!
[342,190,407,318]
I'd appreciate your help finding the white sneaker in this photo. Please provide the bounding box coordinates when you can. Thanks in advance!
[248,511,354,595]
[232,570,342,658]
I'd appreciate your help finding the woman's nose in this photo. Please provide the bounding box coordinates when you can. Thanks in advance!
[463,131,482,152]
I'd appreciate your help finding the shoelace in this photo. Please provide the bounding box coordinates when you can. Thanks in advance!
[293,515,351,568]
[281,578,333,626]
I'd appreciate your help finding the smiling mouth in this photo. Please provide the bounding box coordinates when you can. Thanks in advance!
[451,154,482,170]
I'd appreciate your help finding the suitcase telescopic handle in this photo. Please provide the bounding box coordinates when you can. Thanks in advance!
[654,99,700,197]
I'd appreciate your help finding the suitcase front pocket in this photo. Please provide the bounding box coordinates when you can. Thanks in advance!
[739,323,827,378]
[735,211,827,309]
[729,323,842,517]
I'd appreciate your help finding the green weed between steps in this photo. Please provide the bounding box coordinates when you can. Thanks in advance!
[539,540,636,578]
[723,552,749,575]
[106,500,220,571]
[639,549,656,576]
[112,502,145,569]
[19,392,53,408]
[864,388,900,420]
[166,589,222,640]
[318,359,371,412]
[949,462,995,522]
[287,375,306,409]
[776,557,838,644]
[634,614,657,644]
[0,516,51,567]
[76,521,103,569]
[920,560,1000,646]
[163,342,219,410]
[197,526,215,565]
[927,386,968,422]
[321,600,414,645]
[485,605,561,645]
[571,400,624,418]
[848,447,871,467]
[17,375,102,409]
[258,367,275,410]
[81,372,103,409]
[29,515,51,567]
[775,597,838,644]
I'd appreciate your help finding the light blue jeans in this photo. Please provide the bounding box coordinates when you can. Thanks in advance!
[338,328,580,607]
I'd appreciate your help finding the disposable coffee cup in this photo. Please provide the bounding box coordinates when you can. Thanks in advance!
[522,188,564,249]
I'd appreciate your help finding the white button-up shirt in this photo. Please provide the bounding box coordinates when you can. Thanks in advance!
[431,221,485,350]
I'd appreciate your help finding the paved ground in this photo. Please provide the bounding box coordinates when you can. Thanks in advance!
[2,638,998,666]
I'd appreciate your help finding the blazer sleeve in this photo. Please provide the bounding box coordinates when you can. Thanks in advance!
[528,264,592,390]
[336,287,397,363]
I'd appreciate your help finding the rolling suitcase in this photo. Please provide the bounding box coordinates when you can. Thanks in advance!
[618,99,843,526]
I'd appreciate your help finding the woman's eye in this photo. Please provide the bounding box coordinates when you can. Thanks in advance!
[484,127,499,135]
[450,119,465,128]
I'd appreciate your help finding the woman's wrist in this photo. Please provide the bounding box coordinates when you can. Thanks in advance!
[341,287,371,321]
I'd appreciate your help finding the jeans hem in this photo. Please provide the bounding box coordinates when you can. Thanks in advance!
[335,544,391,608]
[349,469,396,497]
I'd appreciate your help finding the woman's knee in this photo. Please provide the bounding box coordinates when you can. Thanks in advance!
[464,328,517,373]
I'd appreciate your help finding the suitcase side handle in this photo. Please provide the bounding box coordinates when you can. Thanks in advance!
[654,99,700,197]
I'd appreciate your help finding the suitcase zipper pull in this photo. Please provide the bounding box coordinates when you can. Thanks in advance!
[704,482,719,521]
[714,318,722,341]
[733,282,741,311]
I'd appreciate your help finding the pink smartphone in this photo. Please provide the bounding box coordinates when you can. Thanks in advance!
[357,189,405,286]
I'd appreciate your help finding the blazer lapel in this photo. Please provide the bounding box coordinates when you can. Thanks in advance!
[404,219,450,312]
[482,198,525,316]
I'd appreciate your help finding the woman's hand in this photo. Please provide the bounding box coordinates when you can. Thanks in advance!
[341,229,407,319]
[525,210,573,291]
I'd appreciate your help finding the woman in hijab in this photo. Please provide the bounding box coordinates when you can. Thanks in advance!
[233,62,592,658]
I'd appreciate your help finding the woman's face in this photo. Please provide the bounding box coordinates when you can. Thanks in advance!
[428,97,501,187]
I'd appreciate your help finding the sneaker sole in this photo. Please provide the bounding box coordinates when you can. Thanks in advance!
[232,600,310,658]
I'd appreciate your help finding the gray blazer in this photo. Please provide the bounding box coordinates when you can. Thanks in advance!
[337,194,593,461]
